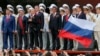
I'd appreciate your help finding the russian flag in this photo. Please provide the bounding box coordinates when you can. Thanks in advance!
[59,16,95,48]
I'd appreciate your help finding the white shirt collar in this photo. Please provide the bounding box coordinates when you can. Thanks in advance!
[78,11,82,15]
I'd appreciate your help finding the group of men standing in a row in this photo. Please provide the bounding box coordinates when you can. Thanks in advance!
[0,3,100,51]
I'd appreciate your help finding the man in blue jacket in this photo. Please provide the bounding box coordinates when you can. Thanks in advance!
[2,9,15,50]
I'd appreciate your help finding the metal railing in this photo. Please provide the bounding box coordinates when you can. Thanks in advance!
[14,50,100,55]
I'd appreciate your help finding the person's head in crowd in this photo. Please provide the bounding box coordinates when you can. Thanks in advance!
[77,54,86,56]
[0,7,3,15]
[6,8,12,15]
[22,51,32,56]
[40,6,45,12]
[34,5,40,13]
[18,8,25,16]
[7,5,14,14]
[86,4,93,12]
[62,4,70,10]
[59,52,66,56]
[16,5,23,11]
[8,8,14,14]
[75,4,82,14]
[31,54,37,56]
[43,51,58,56]
[59,7,65,16]
[59,51,69,56]
[62,4,70,15]
[85,52,92,56]
[26,4,32,13]
[39,3,46,10]
[21,52,29,56]
[30,8,36,15]
[7,50,15,56]
[83,6,90,14]
[36,52,43,56]
[16,53,21,56]
[51,4,58,14]
[42,51,56,56]
[28,7,34,15]
[49,4,55,14]
[95,4,100,14]
[7,4,14,10]
[45,51,52,56]
[51,51,58,56]
[72,5,77,15]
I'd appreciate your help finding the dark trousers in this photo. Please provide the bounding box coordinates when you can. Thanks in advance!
[38,31,43,49]
[46,33,50,50]
[64,39,68,50]
[64,39,73,50]
[29,28,39,48]
[18,30,28,49]
[3,31,13,49]
[51,29,60,50]
[13,34,18,49]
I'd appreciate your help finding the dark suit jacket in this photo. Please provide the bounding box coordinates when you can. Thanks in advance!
[58,15,66,30]
[77,12,96,51]
[28,15,39,31]
[36,12,44,29]
[2,15,15,33]
[17,16,28,31]
[77,12,86,19]
[49,13,61,30]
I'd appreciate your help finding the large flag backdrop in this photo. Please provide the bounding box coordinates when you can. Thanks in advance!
[59,16,95,48]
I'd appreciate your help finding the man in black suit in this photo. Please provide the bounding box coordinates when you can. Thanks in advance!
[34,5,44,49]
[62,4,74,50]
[75,4,86,19]
[75,4,90,50]
[28,8,40,49]
[58,7,67,50]
[16,8,28,50]
[49,5,61,50]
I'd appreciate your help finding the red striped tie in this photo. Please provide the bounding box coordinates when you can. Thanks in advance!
[66,15,69,22]
[18,16,25,35]
[6,15,10,22]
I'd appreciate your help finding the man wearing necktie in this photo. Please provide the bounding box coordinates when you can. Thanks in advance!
[16,8,28,50]
[75,4,86,19]
[58,7,66,50]
[28,8,40,49]
[63,4,73,50]
[94,4,100,50]
[34,5,44,49]
[2,9,15,50]
[49,5,60,50]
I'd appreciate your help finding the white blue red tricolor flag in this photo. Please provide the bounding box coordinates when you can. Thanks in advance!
[59,16,95,48]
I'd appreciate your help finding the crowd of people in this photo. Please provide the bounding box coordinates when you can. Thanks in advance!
[0,2,100,55]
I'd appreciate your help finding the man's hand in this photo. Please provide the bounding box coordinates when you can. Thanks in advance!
[12,31,15,33]
[25,51,30,56]
[25,31,28,33]
[1,31,3,33]
[58,30,61,32]
[14,30,17,33]
[63,51,69,56]
[28,19,32,22]
[13,30,17,34]
[48,30,51,32]
[40,29,43,31]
